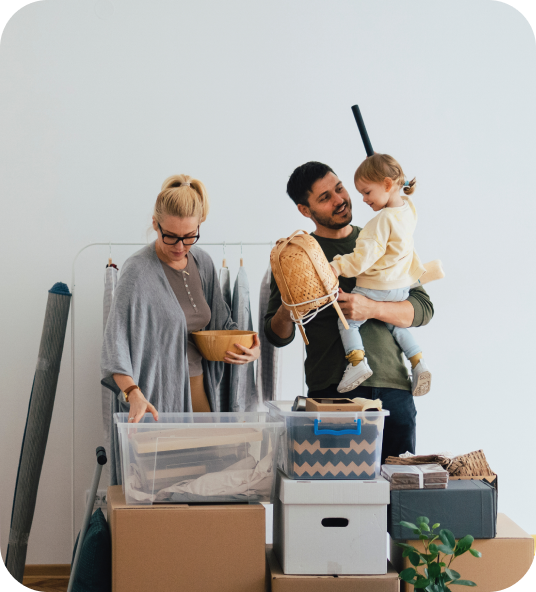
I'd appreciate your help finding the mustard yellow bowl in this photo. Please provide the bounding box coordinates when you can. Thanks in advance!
[191,330,257,362]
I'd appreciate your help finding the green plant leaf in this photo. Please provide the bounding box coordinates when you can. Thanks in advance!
[400,521,418,530]
[428,562,441,579]
[440,529,456,548]
[400,568,417,582]
[445,568,460,581]
[421,523,431,532]
[409,552,421,567]
[439,562,446,567]
[417,516,430,525]
[469,548,482,558]
[413,529,422,536]
[451,580,477,587]
[436,544,454,555]
[454,537,474,557]
[413,579,431,589]
[454,535,474,557]
[432,523,440,530]
[429,543,438,553]
[419,534,429,541]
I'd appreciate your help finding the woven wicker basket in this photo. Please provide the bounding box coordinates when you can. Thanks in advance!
[384,449,494,477]
[447,449,494,477]
[270,230,349,344]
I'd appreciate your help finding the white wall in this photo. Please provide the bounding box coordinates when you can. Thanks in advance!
[0,0,535,564]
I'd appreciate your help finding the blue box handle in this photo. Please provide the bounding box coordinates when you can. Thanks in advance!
[313,418,361,436]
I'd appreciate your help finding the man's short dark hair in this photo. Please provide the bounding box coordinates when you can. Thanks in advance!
[286,161,335,206]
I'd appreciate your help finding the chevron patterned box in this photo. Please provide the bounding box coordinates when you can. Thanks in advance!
[266,401,389,480]
[273,470,391,574]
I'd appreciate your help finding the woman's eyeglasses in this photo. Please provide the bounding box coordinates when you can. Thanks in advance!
[158,223,200,246]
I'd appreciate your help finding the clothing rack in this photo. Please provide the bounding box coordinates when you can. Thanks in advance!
[69,241,305,546]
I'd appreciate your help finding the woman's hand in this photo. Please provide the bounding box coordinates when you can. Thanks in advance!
[224,334,261,365]
[128,389,159,424]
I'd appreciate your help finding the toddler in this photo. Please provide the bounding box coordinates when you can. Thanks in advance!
[330,153,431,396]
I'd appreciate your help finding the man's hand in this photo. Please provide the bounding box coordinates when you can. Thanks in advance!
[337,288,414,328]
[270,304,294,339]
[337,289,377,321]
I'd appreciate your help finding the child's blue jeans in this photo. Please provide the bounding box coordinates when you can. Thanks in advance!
[338,286,421,360]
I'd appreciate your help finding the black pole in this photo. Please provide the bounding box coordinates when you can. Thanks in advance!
[351,105,374,157]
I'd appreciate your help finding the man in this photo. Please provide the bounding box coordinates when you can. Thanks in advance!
[264,162,434,461]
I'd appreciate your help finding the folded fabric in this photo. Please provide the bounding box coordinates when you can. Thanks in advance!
[126,452,275,503]
[381,463,448,490]
[155,453,273,501]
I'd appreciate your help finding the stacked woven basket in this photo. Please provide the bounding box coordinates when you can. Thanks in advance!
[384,449,495,477]
[270,230,349,344]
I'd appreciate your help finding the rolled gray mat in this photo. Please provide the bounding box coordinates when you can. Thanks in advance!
[5,282,71,582]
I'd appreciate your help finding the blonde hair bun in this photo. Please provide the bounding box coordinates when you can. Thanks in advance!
[154,174,210,223]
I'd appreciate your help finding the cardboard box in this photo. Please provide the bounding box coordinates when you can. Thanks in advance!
[305,398,362,412]
[108,485,265,592]
[273,471,390,574]
[388,479,497,539]
[390,513,535,592]
[266,545,400,591]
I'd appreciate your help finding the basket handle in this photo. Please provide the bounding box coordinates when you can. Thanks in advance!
[314,419,362,436]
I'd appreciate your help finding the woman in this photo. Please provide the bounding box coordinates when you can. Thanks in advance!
[101,174,260,484]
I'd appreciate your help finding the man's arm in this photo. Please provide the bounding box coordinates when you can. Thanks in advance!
[337,284,434,329]
[263,272,296,346]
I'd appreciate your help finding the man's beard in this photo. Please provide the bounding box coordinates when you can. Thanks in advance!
[309,200,353,230]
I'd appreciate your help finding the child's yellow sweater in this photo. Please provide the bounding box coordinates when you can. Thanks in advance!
[331,197,426,290]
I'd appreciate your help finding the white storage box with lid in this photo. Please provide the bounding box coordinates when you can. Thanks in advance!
[114,412,284,505]
[266,401,389,480]
[273,470,390,575]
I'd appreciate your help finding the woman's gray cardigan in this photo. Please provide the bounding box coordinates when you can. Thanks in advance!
[101,242,237,485]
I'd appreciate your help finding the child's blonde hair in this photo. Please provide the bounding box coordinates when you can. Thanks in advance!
[354,153,416,196]
[154,174,210,224]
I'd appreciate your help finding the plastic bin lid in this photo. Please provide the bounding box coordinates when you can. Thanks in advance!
[113,411,284,427]
[266,401,389,418]
[278,471,390,505]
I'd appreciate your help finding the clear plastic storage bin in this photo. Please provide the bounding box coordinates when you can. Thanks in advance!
[266,401,389,480]
[115,412,284,505]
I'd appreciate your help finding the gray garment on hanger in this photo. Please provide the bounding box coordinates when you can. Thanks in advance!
[101,242,237,485]
[220,266,232,309]
[216,266,232,412]
[230,266,258,412]
[101,264,118,487]
[256,264,282,403]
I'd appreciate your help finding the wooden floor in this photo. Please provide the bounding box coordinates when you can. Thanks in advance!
[22,577,69,592]
[21,567,70,592]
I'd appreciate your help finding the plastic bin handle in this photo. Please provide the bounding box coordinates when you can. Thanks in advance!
[313,419,361,436]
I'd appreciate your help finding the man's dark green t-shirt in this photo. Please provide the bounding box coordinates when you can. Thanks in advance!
[263,226,434,392]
